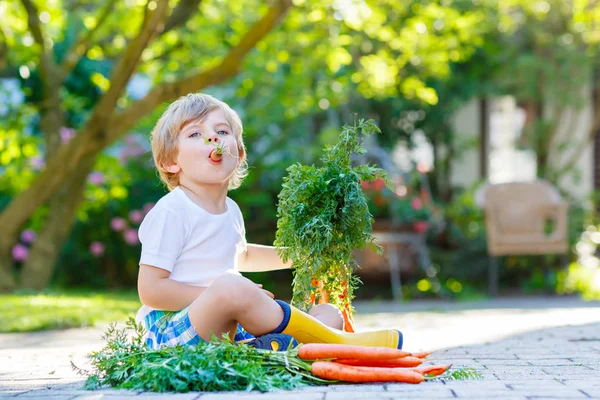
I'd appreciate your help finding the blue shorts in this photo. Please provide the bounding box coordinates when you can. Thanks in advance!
[142,307,255,349]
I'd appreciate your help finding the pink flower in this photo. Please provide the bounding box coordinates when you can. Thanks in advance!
[143,203,155,215]
[360,180,370,190]
[60,127,76,144]
[411,198,423,210]
[124,229,139,245]
[89,241,105,257]
[413,221,429,233]
[417,162,429,173]
[110,217,127,232]
[12,244,28,262]
[30,156,45,170]
[88,171,105,186]
[129,210,144,224]
[21,230,36,244]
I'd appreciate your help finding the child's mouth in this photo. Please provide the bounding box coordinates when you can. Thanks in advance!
[209,150,222,163]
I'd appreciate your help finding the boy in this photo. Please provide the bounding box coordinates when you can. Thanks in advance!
[136,93,403,350]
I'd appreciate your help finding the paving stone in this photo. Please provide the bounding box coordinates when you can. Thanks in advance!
[508,388,590,398]
[579,388,600,398]
[476,359,535,366]
[201,393,323,400]
[441,381,509,389]
[386,390,456,399]
[505,381,568,389]
[449,388,516,398]
[559,379,600,388]
[325,392,390,400]
[327,384,385,391]
[386,381,448,391]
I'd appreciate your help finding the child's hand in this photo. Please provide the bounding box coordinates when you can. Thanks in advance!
[256,283,275,299]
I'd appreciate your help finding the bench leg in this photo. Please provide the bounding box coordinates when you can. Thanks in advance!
[489,256,499,297]
[388,245,402,301]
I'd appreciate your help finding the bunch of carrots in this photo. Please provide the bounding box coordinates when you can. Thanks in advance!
[295,343,450,384]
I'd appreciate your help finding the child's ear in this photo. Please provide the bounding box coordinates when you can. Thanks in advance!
[163,163,180,174]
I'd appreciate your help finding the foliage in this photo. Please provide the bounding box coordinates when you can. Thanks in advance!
[79,319,329,392]
[0,289,139,333]
[434,368,483,381]
[275,119,388,313]
[558,223,600,300]
[361,173,433,231]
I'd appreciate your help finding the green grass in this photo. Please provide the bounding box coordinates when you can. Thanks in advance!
[0,289,141,333]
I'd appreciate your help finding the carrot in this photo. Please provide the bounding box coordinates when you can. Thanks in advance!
[410,351,432,359]
[341,306,355,333]
[298,343,410,361]
[412,364,452,377]
[335,356,423,368]
[311,361,424,383]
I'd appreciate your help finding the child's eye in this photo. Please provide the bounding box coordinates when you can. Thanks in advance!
[189,132,200,138]
[217,130,229,136]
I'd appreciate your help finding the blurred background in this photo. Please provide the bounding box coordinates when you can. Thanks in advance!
[1,0,600,332]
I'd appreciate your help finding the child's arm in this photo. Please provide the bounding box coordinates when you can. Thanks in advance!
[138,264,207,311]
[238,244,292,272]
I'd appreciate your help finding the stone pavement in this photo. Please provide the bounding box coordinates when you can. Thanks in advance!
[1,296,600,399]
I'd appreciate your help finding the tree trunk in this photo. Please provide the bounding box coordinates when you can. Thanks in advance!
[0,260,16,292]
[19,156,96,290]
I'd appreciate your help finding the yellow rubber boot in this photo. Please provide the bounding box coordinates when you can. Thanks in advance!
[273,300,402,349]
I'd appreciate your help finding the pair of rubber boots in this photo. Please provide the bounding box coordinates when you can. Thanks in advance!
[246,300,402,351]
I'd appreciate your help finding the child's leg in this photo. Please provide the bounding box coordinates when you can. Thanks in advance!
[188,273,402,348]
[187,273,284,341]
[309,304,344,330]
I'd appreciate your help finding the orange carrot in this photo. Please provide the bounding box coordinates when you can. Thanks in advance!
[311,361,424,383]
[410,351,432,359]
[298,343,410,361]
[335,356,423,368]
[412,364,452,377]
[341,306,355,333]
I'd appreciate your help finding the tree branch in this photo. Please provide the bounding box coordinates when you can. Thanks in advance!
[0,0,171,248]
[20,0,59,84]
[107,0,293,143]
[59,0,118,81]
[163,0,203,33]
[0,0,292,250]
[81,0,170,140]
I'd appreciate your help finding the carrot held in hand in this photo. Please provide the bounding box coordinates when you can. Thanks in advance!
[412,364,452,377]
[341,306,355,333]
[311,361,424,383]
[335,356,423,368]
[298,343,410,361]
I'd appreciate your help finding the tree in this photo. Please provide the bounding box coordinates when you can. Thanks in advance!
[0,0,517,292]
[0,0,293,291]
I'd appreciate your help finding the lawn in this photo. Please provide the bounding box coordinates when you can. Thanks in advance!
[0,289,141,333]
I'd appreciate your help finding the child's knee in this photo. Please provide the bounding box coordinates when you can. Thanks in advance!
[309,303,344,330]
[209,273,260,308]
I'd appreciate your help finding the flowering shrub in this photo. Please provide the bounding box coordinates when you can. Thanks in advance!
[360,176,432,232]
[557,224,600,299]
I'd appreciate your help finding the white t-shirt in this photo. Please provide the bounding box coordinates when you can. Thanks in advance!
[135,186,247,323]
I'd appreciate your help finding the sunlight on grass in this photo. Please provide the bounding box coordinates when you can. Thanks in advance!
[0,290,141,333]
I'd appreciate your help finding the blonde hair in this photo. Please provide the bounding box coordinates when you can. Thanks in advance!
[150,93,248,191]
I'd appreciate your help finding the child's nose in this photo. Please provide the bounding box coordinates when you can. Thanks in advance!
[208,136,219,143]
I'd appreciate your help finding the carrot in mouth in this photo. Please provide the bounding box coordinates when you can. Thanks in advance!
[209,149,222,161]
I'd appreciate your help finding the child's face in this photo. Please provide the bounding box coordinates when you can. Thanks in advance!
[167,108,241,188]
